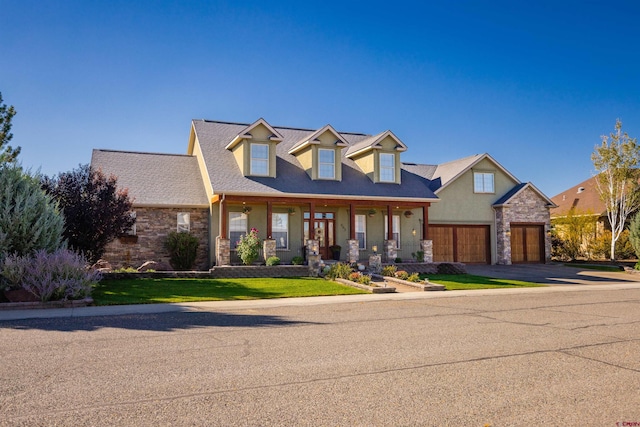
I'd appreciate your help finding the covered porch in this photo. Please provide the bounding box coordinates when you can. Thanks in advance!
[212,195,433,266]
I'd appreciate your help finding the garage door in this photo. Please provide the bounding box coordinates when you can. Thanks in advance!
[429,225,490,264]
[510,224,544,263]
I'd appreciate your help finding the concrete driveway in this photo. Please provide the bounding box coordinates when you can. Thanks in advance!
[466,262,640,285]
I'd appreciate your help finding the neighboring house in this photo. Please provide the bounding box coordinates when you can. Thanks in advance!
[550,175,606,222]
[91,118,555,268]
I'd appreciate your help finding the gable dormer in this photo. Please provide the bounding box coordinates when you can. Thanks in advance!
[345,130,407,184]
[225,118,283,178]
[288,124,349,181]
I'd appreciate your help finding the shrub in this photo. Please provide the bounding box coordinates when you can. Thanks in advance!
[0,164,64,257]
[381,265,397,277]
[326,262,353,280]
[348,271,361,282]
[394,257,403,263]
[629,214,640,259]
[592,230,635,260]
[357,274,371,285]
[1,253,29,289]
[165,231,199,270]
[291,256,304,265]
[411,251,424,262]
[19,249,100,302]
[395,270,409,280]
[266,256,280,266]
[407,273,420,282]
[236,228,261,265]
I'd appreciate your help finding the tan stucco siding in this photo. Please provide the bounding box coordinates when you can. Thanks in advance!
[429,158,518,223]
[192,136,214,197]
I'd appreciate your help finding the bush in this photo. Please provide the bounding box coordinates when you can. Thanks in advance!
[165,231,199,270]
[407,273,420,282]
[381,265,397,277]
[348,271,361,282]
[395,270,409,280]
[18,249,100,302]
[291,256,304,265]
[357,274,371,285]
[0,164,64,257]
[236,228,261,265]
[629,214,640,259]
[326,262,353,280]
[394,257,403,263]
[411,251,424,262]
[266,256,280,266]
[1,253,29,289]
[592,230,635,260]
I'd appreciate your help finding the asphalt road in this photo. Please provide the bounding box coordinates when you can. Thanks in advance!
[1,285,640,426]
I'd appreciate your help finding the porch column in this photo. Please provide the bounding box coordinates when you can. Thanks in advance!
[266,201,273,238]
[349,203,356,240]
[422,204,429,242]
[387,205,394,240]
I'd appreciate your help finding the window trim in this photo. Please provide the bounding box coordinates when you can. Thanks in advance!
[379,153,395,183]
[272,212,289,250]
[250,143,269,176]
[318,148,335,180]
[355,214,366,250]
[229,212,248,249]
[177,212,190,233]
[384,214,401,248]
[473,172,495,194]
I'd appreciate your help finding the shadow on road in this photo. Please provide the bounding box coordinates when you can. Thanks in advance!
[0,311,321,333]
[465,264,640,285]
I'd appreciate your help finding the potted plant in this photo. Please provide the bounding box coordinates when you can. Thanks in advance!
[287,207,296,215]
[404,210,413,218]
[329,245,342,261]
[242,206,252,215]
[368,209,377,217]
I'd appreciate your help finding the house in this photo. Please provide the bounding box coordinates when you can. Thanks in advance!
[550,175,606,221]
[91,118,555,269]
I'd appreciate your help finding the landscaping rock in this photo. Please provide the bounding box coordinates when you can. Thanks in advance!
[91,259,112,272]
[137,260,171,272]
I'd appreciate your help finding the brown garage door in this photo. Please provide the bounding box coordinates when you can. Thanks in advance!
[429,225,490,264]
[510,224,544,263]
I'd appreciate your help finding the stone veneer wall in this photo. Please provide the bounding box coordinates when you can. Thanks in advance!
[102,207,210,270]
[495,187,552,264]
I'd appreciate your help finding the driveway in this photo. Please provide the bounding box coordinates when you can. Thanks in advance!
[466,262,640,285]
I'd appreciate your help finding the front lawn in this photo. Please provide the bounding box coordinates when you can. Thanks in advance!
[421,274,544,290]
[92,277,367,305]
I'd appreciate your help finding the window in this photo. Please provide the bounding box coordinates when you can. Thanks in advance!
[177,212,190,233]
[379,153,395,182]
[229,212,247,249]
[474,172,495,193]
[272,213,289,249]
[126,211,137,235]
[384,214,401,247]
[355,214,366,250]
[318,149,335,179]
[250,143,269,175]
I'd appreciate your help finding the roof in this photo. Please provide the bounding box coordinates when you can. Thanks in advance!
[493,182,557,207]
[90,149,209,207]
[191,120,438,202]
[550,175,605,217]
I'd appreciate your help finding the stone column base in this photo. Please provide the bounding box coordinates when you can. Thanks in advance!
[347,240,359,264]
[385,240,397,262]
[216,237,230,266]
[263,239,276,262]
[421,240,433,263]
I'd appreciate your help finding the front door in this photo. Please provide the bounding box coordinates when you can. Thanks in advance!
[304,212,335,260]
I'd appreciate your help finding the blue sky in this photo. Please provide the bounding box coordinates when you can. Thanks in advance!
[2,0,639,197]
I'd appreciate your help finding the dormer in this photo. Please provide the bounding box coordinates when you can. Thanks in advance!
[225,118,283,178]
[345,130,407,184]
[288,124,349,181]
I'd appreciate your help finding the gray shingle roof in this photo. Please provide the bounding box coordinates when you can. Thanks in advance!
[90,149,209,207]
[192,120,438,201]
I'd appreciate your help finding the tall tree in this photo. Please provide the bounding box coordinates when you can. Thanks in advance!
[42,164,135,263]
[591,119,640,261]
[0,92,21,163]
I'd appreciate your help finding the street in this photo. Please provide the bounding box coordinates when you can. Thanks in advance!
[1,285,640,426]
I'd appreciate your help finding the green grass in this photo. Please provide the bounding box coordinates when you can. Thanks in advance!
[92,277,367,305]
[563,263,624,272]
[421,274,544,290]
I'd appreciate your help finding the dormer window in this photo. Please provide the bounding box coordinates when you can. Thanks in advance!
[379,153,395,182]
[250,143,269,176]
[318,148,335,179]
